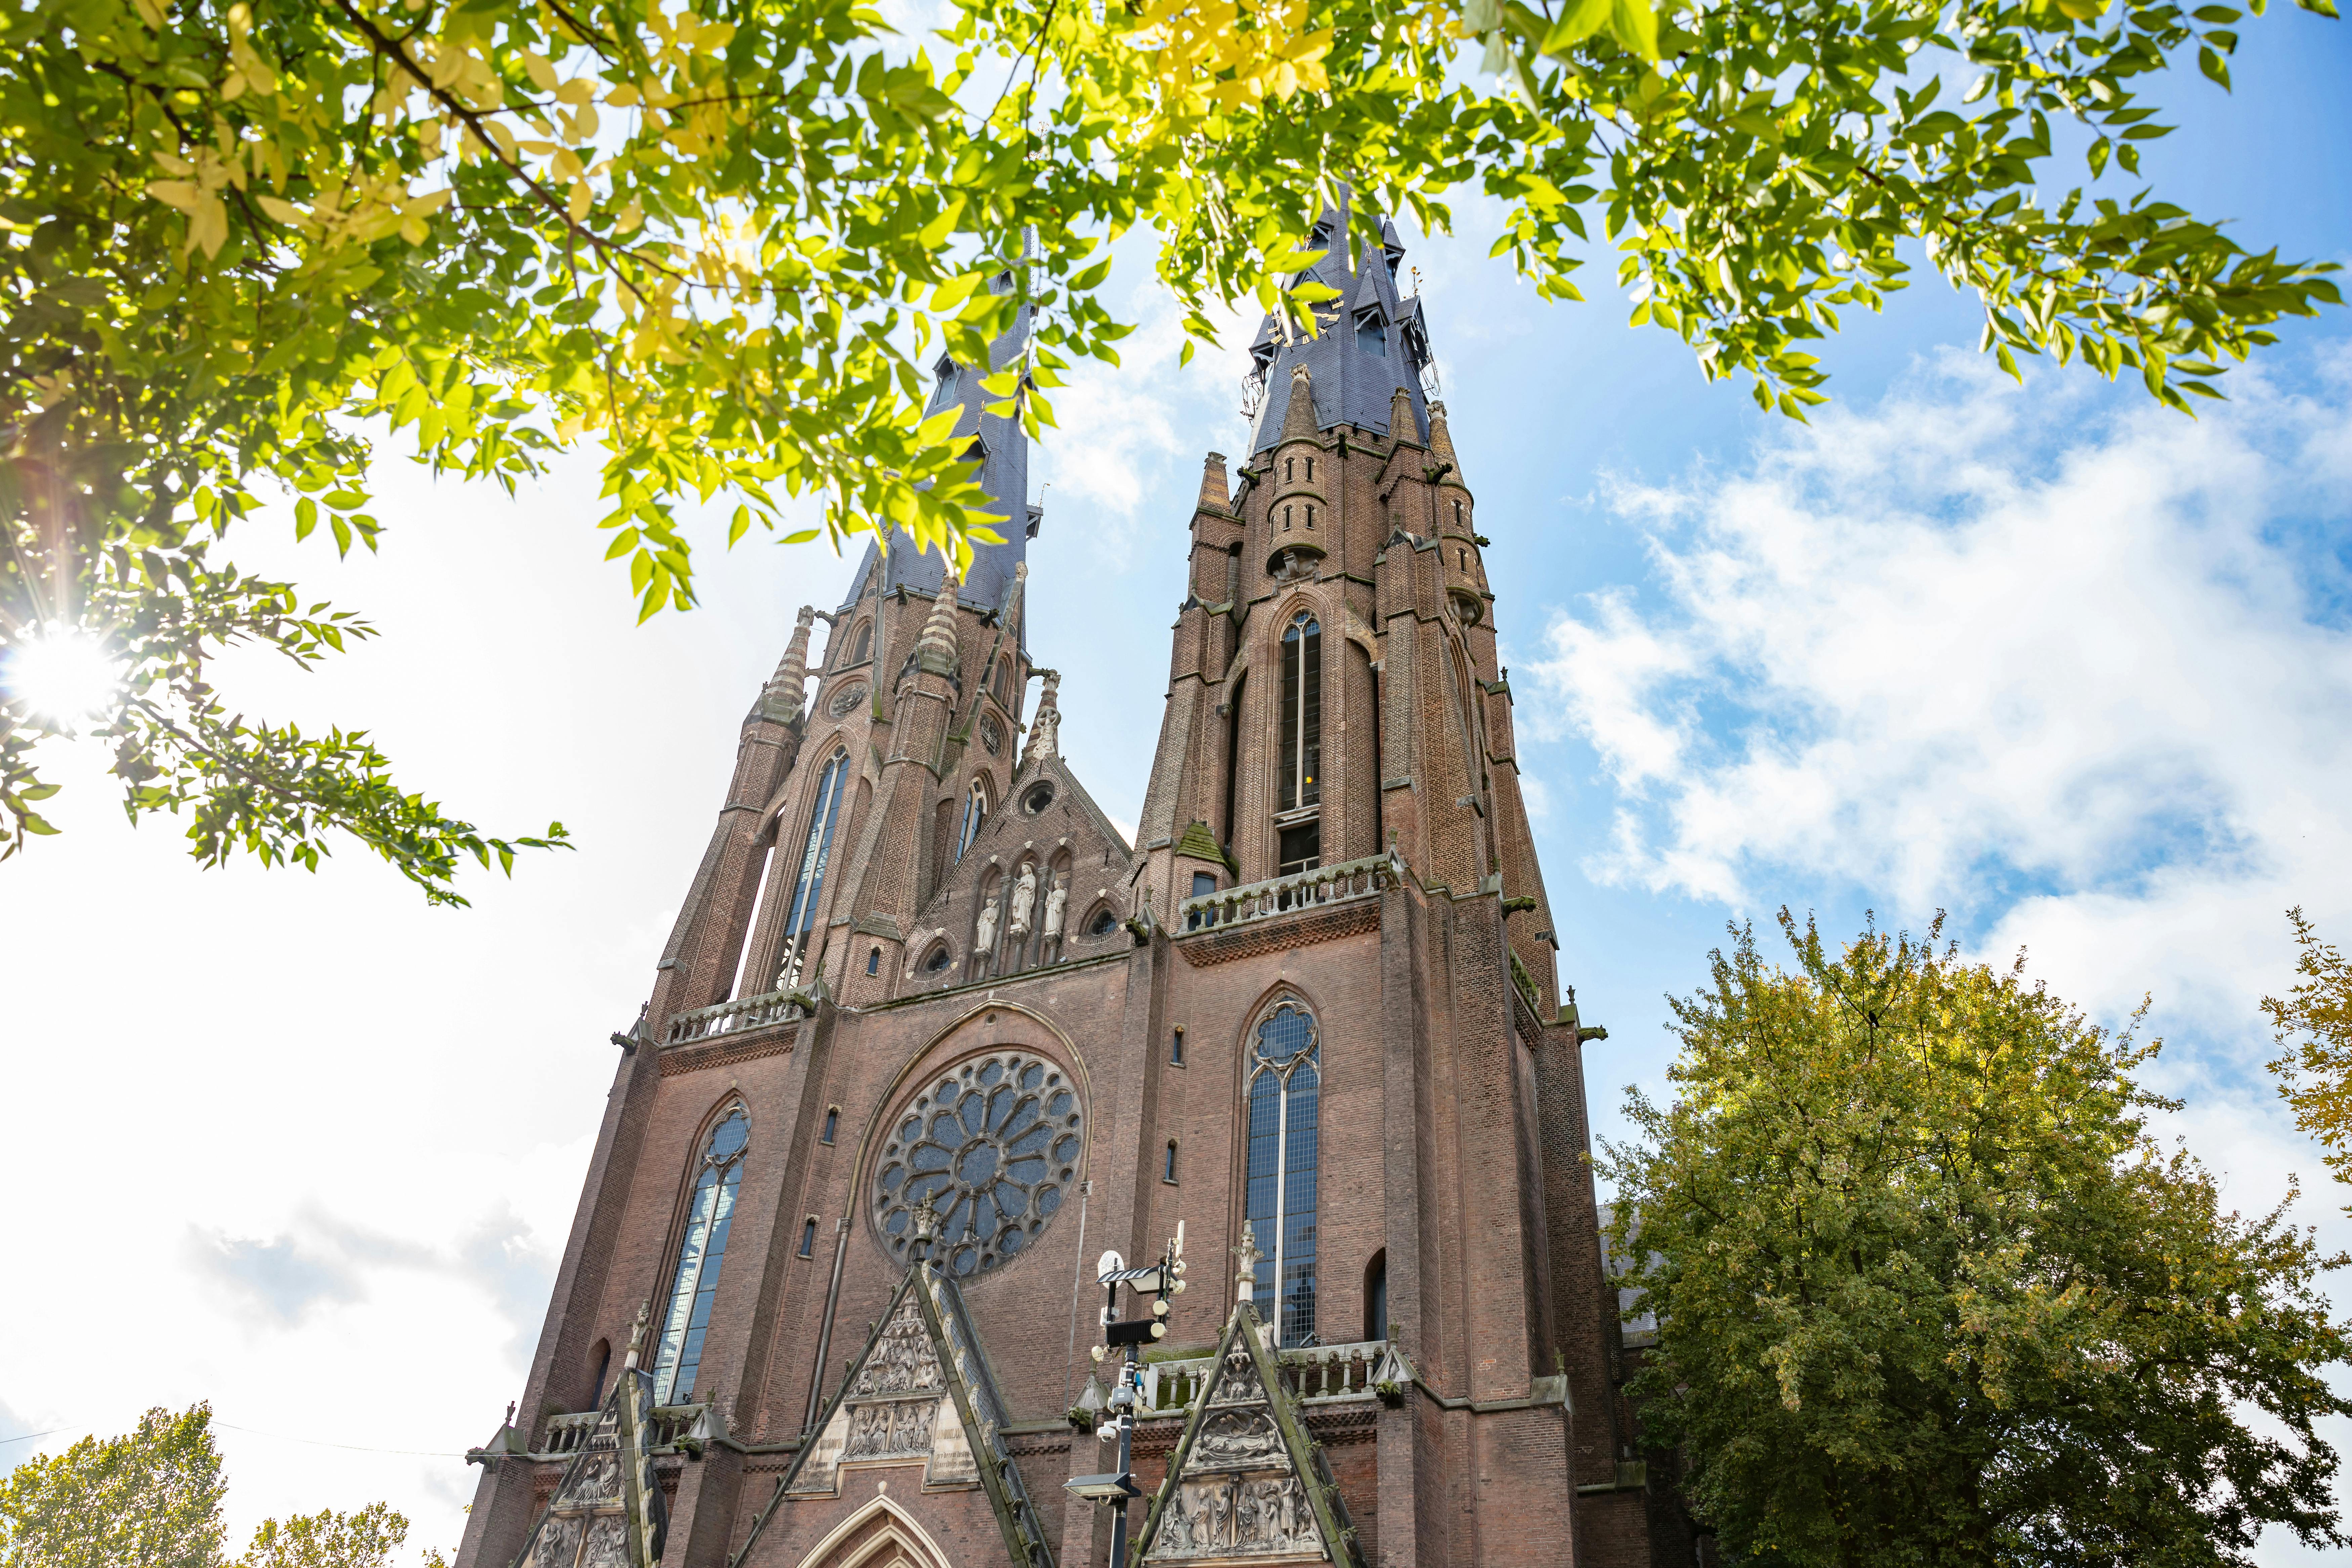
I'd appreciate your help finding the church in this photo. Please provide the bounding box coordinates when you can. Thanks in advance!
[454,209,1671,1568]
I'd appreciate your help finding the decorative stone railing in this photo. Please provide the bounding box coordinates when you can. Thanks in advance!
[665,989,803,1046]
[1179,853,1400,933]
[1141,1340,1394,1413]
[541,1403,712,1456]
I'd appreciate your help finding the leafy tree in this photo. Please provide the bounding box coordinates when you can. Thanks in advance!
[239,1503,413,1568]
[0,1404,437,1568]
[2,0,2337,895]
[0,1404,224,1568]
[1605,913,2352,1568]
[2266,907,2352,1200]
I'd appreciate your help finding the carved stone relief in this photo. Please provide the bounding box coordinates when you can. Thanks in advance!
[788,1295,975,1496]
[1147,1474,1322,1561]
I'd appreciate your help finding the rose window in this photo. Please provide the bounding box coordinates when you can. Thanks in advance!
[873,1051,1082,1276]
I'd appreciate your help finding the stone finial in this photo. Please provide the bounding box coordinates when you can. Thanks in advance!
[1233,1221,1263,1302]
[914,570,962,678]
[911,1191,940,1262]
[758,604,817,723]
[1390,384,1417,444]
[1428,400,1461,472]
[1024,670,1062,763]
[1196,452,1230,512]
[1280,367,1318,442]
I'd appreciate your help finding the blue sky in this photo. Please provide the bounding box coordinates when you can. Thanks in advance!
[1,11,2348,1560]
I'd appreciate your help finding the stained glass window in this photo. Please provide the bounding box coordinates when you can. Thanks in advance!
[1279,614,1321,815]
[956,777,990,862]
[652,1105,749,1405]
[872,1051,1083,1277]
[776,751,849,987]
[1245,1001,1320,1345]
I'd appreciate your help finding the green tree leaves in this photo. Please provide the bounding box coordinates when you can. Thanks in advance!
[0,1404,433,1568]
[0,0,2336,896]
[0,1404,225,1568]
[1605,914,2352,1567]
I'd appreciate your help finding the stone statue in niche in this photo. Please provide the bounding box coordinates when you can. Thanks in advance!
[1042,878,1067,942]
[973,891,999,961]
[1008,863,1038,939]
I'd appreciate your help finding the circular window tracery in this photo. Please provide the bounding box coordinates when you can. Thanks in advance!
[829,682,868,717]
[872,1051,1082,1276]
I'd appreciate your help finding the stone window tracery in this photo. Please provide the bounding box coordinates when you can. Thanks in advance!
[872,1052,1082,1276]
[1244,1002,1319,1345]
[652,1103,749,1404]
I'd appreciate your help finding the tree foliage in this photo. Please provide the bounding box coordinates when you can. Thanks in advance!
[0,1404,435,1568]
[1605,913,2352,1568]
[0,0,2336,895]
[2266,907,2352,1198]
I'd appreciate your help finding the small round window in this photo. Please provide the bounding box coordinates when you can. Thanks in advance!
[1022,781,1056,814]
[872,1051,1083,1276]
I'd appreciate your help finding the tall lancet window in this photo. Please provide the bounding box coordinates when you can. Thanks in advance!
[777,750,849,987]
[956,777,990,861]
[1277,612,1322,875]
[653,1104,749,1404]
[1245,1000,1320,1345]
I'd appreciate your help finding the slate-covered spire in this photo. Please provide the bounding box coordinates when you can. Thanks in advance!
[1244,190,1435,455]
[837,273,1040,642]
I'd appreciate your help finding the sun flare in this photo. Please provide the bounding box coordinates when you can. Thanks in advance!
[2,624,122,728]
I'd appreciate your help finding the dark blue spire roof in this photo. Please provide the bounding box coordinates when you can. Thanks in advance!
[837,292,1038,634]
[1246,203,1434,455]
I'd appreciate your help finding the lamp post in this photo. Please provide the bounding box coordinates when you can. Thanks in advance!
[1067,1225,1187,1562]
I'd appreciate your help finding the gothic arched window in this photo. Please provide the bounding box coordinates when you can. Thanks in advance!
[956,777,990,861]
[652,1103,749,1404]
[1277,612,1322,876]
[1246,1000,1320,1345]
[850,620,872,663]
[777,750,849,987]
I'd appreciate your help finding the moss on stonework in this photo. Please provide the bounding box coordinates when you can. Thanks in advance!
[1174,819,1238,876]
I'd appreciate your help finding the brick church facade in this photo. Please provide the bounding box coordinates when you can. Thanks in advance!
[455,210,1669,1568]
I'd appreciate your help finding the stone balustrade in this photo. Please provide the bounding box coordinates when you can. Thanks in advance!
[1179,853,1400,933]
[1141,1340,1391,1414]
[665,990,803,1046]
[539,1402,711,1457]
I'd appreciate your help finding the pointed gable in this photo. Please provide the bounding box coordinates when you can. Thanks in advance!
[513,1361,667,1568]
[1130,1300,1367,1566]
[739,1261,1055,1567]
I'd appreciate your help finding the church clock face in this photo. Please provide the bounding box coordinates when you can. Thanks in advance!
[872,1051,1082,1277]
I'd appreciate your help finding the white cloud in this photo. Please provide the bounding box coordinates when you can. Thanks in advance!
[1527,348,2352,1030]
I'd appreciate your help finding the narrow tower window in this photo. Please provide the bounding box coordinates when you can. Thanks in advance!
[1286,457,1295,481]
[776,751,850,988]
[798,1217,818,1258]
[1454,499,1464,527]
[823,1106,839,1144]
[866,946,880,975]
[1305,505,1314,529]
[956,777,990,861]
[1172,1026,1186,1066]
[652,1104,749,1404]
[1304,457,1313,482]
[1245,1001,1320,1345]
[1165,1140,1180,1182]
[1283,505,1293,531]
[1279,612,1322,817]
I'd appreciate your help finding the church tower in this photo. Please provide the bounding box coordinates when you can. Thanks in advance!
[454,213,1660,1568]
